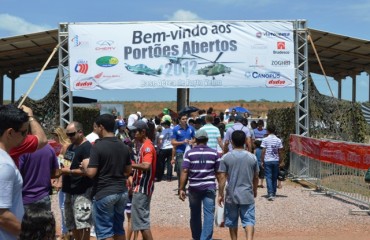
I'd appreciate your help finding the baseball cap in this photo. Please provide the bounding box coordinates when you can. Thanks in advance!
[163,108,169,115]
[235,115,244,122]
[136,111,142,118]
[195,129,208,139]
[161,120,171,126]
[117,120,125,127]
[225,108,230,113]
[128,120,148,131]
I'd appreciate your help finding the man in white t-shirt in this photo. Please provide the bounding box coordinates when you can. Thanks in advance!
[127,112,141,127]
[0,105,31,240]
[86,122,100,144]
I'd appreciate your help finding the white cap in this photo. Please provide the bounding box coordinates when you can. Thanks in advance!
[225,108,230,113]
[136,111,142,117]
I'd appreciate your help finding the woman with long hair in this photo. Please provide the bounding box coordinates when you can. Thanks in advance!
[51,127,72,240]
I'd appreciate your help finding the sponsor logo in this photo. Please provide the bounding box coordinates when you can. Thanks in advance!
[256,32,291,38]
[248,57,264,68]
[96,40,116,51]
[271,60,292,66]
[74,60,88,74]
[277,42,285,49]
[74,78,97,90]
[251,44,267,49]
[265,79,293,87]
[245,71,281,79]
[97,40,114,46]
[96,56,119,67]
[70,35,88,47]
[102,74,121,78]
[73,72,103,90]
[273,50,290,54]
[273,42,290,54]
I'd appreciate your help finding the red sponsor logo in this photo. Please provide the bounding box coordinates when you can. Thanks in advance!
[74,79,97,90]
[277,42,285,49]
[267,79,286,86]
[75,63,89,74]
[76,81,93,87]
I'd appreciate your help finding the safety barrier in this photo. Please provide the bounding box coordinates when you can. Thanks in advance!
[289,135,370,214]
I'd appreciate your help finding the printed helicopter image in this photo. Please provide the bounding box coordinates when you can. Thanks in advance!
[124,63,162,76]
[156,54,198,65]
[191,52,242,79]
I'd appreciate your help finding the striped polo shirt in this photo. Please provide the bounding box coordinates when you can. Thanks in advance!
[199,124,221,150]
[132,139,157,196]
[182,145,220,192]
[261,134,283,162]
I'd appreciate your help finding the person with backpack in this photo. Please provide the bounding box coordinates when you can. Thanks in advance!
[223,115,252,154]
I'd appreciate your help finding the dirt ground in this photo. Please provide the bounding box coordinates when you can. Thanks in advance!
[148,227,369,240]
[53,179,370,240]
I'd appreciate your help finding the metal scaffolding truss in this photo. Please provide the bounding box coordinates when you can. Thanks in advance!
[58,23,73,127]
[294,21,309,137]
[293,21,310,178]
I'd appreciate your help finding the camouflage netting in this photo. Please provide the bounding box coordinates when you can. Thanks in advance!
[15,74,60,135]
[267,76,370,167]
[15,74,99,136]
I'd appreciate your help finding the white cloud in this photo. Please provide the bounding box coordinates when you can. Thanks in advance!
[165,10,203,21]
[202,0,273,6]
[0,14,51,36]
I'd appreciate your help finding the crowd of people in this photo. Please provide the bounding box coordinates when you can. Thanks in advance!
[0,104,284,240]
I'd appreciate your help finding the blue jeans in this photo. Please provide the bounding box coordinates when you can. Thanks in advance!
[24,195,51,212]
[264,161,279,196]
[59,191,67,234]
[176,152,184,189]
[93,192,128,239]
[188,189,216,240]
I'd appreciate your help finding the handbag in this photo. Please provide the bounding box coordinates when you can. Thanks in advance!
[365,168,370,183]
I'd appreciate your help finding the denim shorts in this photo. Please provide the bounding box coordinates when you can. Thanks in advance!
[93,192,128,239]
[224,202,255,228]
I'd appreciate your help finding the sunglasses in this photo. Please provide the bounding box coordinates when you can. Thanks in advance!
[66,131,77,137]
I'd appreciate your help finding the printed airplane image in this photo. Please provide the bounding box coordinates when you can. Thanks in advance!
[124,63,162,76]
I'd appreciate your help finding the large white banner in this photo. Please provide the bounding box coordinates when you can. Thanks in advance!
[68,21,295,91]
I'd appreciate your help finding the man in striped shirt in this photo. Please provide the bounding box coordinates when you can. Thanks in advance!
[199,114,223,151]
[179,129,221,240]
[129,120,157,240]
[261,124,283,201]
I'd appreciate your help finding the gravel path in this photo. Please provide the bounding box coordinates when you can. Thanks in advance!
[52,179,370,239]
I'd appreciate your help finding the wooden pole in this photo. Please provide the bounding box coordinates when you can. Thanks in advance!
[18,43,60,107]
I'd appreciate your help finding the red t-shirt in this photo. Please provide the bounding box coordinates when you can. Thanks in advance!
[132,138,157,196]
[10,135,38,167]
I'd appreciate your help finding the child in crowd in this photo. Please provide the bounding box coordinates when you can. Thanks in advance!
[19,204,56,240]
[254,140,265,188]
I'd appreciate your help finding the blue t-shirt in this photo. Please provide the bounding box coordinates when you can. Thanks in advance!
[160,127,173,149]
[255,147,262,165]
[171,124,195,153]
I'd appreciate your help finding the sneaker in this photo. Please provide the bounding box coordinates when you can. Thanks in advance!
[268,195,274,201]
